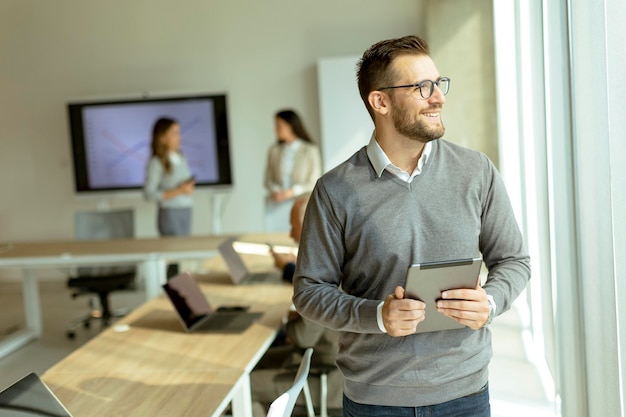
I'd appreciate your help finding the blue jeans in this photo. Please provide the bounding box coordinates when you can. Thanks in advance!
[343,383,490,417]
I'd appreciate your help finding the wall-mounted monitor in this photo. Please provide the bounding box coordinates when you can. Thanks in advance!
[67,93,232,193]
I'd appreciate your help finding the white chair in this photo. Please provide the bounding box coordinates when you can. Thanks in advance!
[306,364,336,417]
[266,348,314,417]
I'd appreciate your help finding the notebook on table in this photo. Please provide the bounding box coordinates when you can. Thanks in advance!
[218,238,282,285]
[162,272,262,333]
[0,372,74,417]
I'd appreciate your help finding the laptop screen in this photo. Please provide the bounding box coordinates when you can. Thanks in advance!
[162,272,213,330]
[217,238,248,284]
[0,373,73,417]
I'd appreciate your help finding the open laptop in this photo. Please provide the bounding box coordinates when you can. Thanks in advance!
[162,272,262,333]
[218,238,282,285]
[0,372,74,417]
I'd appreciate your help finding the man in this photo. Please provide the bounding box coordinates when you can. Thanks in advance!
[270,192,309,282]
[251,193,342,416]
[292,35,530,416]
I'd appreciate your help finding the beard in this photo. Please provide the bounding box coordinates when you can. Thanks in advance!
[391,101,445,143]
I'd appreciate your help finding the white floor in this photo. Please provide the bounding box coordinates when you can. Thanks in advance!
[0,280,557,416]
[488,305,557,417]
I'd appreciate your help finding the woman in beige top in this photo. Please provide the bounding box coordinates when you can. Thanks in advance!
[264,109,322,202]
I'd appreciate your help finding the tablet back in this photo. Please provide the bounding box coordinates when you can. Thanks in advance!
[405,257,482,334]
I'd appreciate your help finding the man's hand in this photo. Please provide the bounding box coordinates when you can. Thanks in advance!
[436,283,490,330]
[382,286,426,336]
[272,251,296,270]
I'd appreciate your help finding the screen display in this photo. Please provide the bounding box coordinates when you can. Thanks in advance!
[68,94,232,193]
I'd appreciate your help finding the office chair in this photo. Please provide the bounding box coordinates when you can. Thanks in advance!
[66,209,137,339]
[266,348,314,417]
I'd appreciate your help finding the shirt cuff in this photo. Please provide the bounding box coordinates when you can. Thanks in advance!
[376,301,387,333]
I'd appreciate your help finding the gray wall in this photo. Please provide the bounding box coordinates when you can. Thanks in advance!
[0,0,426,241]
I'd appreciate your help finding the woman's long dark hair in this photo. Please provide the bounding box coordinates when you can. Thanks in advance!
[151,117,178,174]
[276,109,315,144]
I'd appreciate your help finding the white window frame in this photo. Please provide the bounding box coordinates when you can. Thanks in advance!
[493,0,626,415]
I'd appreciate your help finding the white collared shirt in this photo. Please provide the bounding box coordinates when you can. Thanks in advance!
[366,132,432,183]
[365,131,433,332]
[168,151,182,166]
[280,138,302,189]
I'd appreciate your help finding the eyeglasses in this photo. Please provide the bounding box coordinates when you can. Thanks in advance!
[378,77,451,99]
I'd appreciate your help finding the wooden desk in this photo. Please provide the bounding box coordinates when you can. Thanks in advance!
[42,275,294,417]
[0,233,293,359]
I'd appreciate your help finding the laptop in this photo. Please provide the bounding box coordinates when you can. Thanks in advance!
[162,272,263,333]
[218,238,282,285]
[404,257,483,334]
[0,372,74,417]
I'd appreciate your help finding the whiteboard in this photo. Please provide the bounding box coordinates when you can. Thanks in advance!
[317,56,373,173]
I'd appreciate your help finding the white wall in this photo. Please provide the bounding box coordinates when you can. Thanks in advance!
[0,0,425,242]
[425,0,498,167]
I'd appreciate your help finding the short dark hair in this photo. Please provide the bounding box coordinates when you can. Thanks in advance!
[356,35,431,119]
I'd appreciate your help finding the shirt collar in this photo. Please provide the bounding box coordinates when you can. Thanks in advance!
[366,131,433,178]
[168,151,182,165]
[281,138,302,148]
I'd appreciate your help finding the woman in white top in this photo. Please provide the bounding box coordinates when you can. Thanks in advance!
[144,117,195,236]
[264,109,322,203]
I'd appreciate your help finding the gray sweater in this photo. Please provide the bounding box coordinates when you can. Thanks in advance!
[292,139,530,407]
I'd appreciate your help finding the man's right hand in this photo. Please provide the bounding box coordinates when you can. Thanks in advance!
[382,286,426,336]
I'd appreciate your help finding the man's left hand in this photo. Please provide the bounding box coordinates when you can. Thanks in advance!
[436,283,490,330]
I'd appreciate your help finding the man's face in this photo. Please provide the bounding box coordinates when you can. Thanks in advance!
[387,55,446,143]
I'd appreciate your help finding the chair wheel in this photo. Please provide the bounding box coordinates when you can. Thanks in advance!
[67,331,76,339]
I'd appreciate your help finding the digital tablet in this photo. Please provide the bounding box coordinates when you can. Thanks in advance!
[404,257,483,333]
